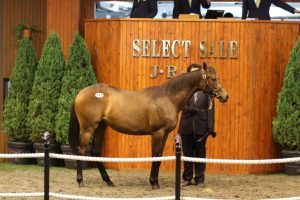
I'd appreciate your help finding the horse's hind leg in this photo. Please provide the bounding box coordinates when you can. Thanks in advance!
[77,126,96,187]
[91,122,114,186]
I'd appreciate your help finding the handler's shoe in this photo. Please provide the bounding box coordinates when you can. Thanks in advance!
[195,182,205,188]
[181,180,192,187]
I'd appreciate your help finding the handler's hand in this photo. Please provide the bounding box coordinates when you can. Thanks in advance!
[186,107,196,115]
[295,10,300,13]
[208,129,216,138]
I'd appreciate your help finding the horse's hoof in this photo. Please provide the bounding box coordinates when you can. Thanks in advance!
[106,180,115,187]
[151,183,160,189]
[78,182,84,188]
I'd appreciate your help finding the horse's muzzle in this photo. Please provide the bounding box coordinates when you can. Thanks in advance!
[219,95,229,103]
[214,88,229,103]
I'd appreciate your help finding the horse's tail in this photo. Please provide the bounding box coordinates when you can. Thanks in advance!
[68,102,80,154]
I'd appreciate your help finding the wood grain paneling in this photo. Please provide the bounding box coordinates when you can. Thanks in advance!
[0,1,3,132]
[1,0,47,78]
[46,0,81,58]
[85,19,300,173]
[80,0,95,35]
[0,132,8,162]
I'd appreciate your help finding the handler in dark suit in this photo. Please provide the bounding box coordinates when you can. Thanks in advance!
[130,0,158,18]
[242,0,300,20]
[173,0,211,18]
[178,64,215,187]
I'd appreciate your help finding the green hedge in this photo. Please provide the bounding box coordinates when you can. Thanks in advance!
[27,32,65,143]
[3,38,37,142]
[55,32,97,144]
[272,37,300,151]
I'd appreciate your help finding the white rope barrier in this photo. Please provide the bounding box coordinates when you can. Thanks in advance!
[50,193,175,200]
[1,153,300,164]
[1,153,300,200]
[0,153,44,158]
[0,192,44,197]
[0,192,298,200]
[50,153,176,162]
[49,193,227,200]
[181,156,300,164]
[265,197,300,200]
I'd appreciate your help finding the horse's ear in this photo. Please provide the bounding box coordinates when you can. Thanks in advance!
[203,62,207,70]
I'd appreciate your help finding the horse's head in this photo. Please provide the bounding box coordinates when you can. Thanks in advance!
[191,62,229,103]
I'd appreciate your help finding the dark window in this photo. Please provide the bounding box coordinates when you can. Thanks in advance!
[4,79,10,100]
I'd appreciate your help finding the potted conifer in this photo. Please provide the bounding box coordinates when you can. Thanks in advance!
[15,23,41,45]
[26,32,65,166]
[272,37,300,175]
[3,38,37,164]
[55,32,97,168]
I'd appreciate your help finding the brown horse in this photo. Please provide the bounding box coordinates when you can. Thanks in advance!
[68,62,228,189]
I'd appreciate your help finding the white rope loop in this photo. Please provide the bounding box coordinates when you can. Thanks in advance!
[0,192,44,197]
[50,153,176,162]
[0,153,44,158]
[0,153,300,200]
[1,153,300,164]
[181,156,300,164]
[0,193,299,200]
[50,193,175,200]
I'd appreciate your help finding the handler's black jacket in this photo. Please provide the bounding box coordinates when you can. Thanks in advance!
[242,0,295,20]
[172,0,211,19]
[130,0,158,18]
[178,91,214,136]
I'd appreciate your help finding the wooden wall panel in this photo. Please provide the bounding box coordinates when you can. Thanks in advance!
[46,0,81,57]
[80,0,95,34]
[0,0,3,133]
[85,19,300,173]
[1,0,47,78]
[0,132,8,161]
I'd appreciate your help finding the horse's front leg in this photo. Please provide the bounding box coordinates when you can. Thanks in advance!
[150,129,169,189]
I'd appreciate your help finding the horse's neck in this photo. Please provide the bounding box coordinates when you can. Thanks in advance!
[165,72,202,110]
[170,86,198,110]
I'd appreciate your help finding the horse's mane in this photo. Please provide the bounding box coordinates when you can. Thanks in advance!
[144,68,204,98]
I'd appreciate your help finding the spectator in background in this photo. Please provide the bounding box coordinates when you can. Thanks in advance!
[242,0,300,20]
[130,0,158,18]
[173,0,211,18]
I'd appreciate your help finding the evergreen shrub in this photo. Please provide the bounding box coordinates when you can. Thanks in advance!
[55,32,97,144]
[27,32,65,143]
[3,38,37,142]
[272,37,300,151]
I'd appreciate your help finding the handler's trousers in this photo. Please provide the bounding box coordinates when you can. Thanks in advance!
[181,134,207,183]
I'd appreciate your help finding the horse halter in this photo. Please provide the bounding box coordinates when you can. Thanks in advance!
[199,69,212,93]
[200,68,222,97]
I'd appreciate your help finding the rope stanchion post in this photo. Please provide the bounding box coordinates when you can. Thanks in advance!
[174,134,182,200]
[43,132,50,200]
